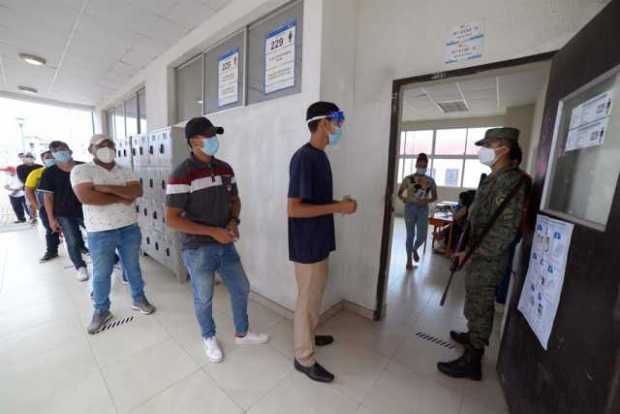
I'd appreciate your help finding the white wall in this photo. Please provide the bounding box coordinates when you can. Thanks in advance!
[338,0,607,311]
[96,0,607,315]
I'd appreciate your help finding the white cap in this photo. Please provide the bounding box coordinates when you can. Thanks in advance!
[90,134,113,146]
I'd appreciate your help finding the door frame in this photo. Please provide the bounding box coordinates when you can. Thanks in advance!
[374,51,557,320]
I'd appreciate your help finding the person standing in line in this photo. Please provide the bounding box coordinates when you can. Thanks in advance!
[4,166,27,223]
[166,117,269,364]
[437,127,527,381]
[24,151,61,262]
[17,152,42,224]
[397,153,438,269]
[72,135,156,334]
[38,141,90,282]
[288,101,358,383]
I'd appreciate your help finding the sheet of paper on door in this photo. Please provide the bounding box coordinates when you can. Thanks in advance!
[518,214,574,350]
[265,21,296,94]
[565,89,614,151]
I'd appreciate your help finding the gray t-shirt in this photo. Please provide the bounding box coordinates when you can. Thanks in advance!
[166,156,238,250]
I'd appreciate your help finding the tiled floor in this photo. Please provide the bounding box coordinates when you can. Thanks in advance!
[0,218,508,414]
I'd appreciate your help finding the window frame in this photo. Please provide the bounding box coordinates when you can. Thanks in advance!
[397,126,499,188]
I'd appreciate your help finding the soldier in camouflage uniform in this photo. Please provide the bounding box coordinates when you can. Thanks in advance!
[437,127,527,381]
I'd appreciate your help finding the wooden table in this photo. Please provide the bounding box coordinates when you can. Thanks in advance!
[429,212,455,256]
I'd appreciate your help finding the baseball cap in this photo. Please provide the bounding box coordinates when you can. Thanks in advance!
[185,117,224,139]
[89,134,113,147]
[475,127,520,146]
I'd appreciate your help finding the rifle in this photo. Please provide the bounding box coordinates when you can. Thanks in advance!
[439,172,528,306]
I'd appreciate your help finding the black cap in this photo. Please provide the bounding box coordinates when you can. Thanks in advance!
[185,117,224,140]
[306,101,340,122]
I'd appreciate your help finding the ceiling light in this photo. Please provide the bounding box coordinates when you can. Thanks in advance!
[19,53,46,66]
[18,85,38,94]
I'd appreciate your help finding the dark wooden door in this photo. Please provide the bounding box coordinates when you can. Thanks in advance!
[498,1,620,413]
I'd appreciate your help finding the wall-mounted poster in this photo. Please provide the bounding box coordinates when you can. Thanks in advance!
[565,89,614,151]
[445,22,484,64]
[265,21,296,94]
[518,214,574,350]
[218,48,239,107]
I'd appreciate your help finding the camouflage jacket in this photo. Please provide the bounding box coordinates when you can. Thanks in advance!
[467,165,526,259]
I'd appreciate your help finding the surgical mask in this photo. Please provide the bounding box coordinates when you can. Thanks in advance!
[43,159,56,168]
[416,168,427,175]
[478,147,497,166]
[96,147,116,163]
[201,137,220,156]
[53,150,72,162]
[329,126,343,146]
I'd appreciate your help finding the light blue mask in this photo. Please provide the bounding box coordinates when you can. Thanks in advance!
[43,159,56,167]
[329,127,343,146]
[53,150,71,162]
[202,137,220,156]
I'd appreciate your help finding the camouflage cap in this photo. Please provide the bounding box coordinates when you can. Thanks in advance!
[475,127,520,146]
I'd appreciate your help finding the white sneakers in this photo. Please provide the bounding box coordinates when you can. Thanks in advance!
[76,266,90,282]
[203,337,223,363]
[203,332,270,363]
[235,332,270,345]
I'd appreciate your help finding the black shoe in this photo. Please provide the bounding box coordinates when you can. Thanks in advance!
[40,252,59,263]
[14,219,26,224]
[437,347,483,381]
[450,330,471,346]
[294,360,335,383]
[413,250,420,262]
[315,335,334,347]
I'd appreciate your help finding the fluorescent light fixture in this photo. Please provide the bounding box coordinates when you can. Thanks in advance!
[19,53,46,66]
[18,85,38,94]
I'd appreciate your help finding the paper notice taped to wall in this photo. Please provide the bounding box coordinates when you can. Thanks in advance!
[565,89,614,151]
[445,22,484,64]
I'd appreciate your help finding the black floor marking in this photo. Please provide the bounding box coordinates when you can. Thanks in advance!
[94,316,135,334]
[415,331,456,350]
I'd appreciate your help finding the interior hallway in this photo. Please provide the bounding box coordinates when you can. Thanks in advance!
[0,219,506,414]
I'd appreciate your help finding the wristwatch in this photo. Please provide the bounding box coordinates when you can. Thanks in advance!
[229,217,241,225]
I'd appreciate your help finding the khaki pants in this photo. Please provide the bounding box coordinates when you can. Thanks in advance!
[294,259,329,367]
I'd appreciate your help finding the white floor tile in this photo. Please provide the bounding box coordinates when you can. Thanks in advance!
[130,370,242,414]
[100,339,199,412]
[248,373,359,414]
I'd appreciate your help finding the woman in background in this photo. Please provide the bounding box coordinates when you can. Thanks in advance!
[398,153,438,269]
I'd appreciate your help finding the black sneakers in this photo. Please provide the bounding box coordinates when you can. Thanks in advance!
[315,335,334,347]
[437,347,483,381]
[39,252,59,263]
[294,360,335,383]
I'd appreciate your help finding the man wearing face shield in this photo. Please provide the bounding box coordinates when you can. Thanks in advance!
[166,117,269,365]
[288,102,358,383]
[38,141,90,281]
[437,127,528,381]
[71,135,156,334]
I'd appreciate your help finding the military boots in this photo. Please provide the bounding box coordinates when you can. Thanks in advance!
[437,346,483,381]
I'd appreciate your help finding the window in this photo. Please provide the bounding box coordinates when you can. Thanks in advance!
[114,103,126,140]
[175,55,204,123]
[205,31,245,113]
[125,95,138,137]
[104,88,147,139]
[397,126,498,187]
[105,109,115,138]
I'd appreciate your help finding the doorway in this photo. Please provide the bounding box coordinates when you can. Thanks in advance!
[377,54,555,326]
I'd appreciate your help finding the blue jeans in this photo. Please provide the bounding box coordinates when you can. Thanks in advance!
[58,216,87,270]
[404,203,429,256]
[182,243,250,338]
[88,224,146,313]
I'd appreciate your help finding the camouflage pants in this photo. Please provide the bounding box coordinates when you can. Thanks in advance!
[464,254,509,349]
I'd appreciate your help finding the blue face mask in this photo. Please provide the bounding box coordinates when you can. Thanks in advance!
[43,159,56,167]
[53,150,71,162]
[329,126,343,146]
[201,137,219,156]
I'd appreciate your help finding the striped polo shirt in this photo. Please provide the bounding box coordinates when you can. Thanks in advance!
[166,155,238,249]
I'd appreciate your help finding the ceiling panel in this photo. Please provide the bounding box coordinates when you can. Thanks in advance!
[0,0,234,106]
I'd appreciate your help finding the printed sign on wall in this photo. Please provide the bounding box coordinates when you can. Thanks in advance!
[565,89,614,151]
[518,214,574,350]
[218,48,239,107]
[265,21,296,94]
[445,22,484,64]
